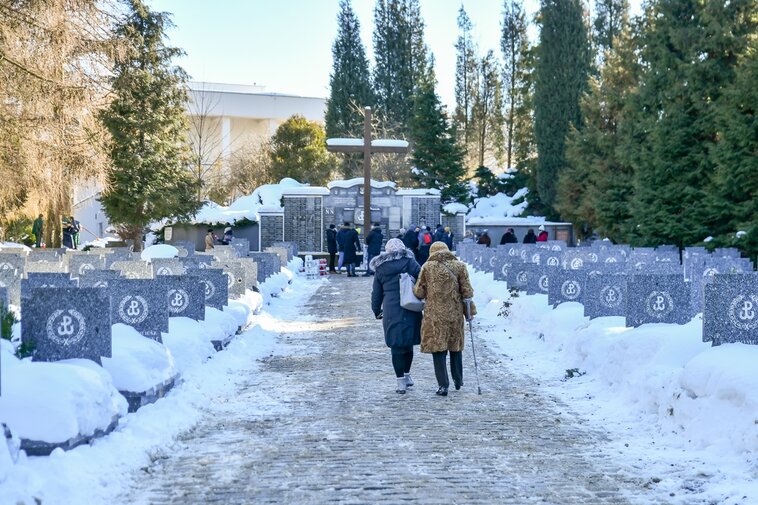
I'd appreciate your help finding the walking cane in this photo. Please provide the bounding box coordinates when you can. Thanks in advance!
[465,299,482,395]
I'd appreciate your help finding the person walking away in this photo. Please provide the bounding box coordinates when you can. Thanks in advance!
[326,224,338,273]
[370,238,423,394]
[220,226,234,245]
[413,241,476,396]
[443,226,454,250]
[500,228,517,245]
[342,223,361,277]
[69,216,81,249]
[476,230,491,247]
[536,225,548,242]
[402,226,420,261]
[205,229,215,251]
[396,227,406,240]
[363,223,383,276]
[418,226,433,265]
[336,222,351,273]
[32,214,44,248]
[522,228,537,244]
[432,224,445,243]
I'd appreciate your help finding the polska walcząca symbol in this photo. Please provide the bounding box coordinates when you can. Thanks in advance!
[547,257,559,267]
[538,275,549,292]
[0,262,14,272]
[599,285,623,308]
[156,266,173,276]
[168,288,189,314]
[45,309,86,346]
[224,272,234,288]
[561,280,581,300]
[78,263,94,275]
[728,294,758,331]
[202,279,216,300]
[516,270,528,285]
[570,258,584,270]
[118,295,149,325]
[645,291,674,318]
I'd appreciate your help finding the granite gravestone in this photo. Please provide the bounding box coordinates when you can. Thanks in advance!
[21,287,111,364]
[77,269,122,288]
[509,262,531,292]
[265,246,289,268]
[110,279,169,341]
[521,263,546,295]
[151,259,186,277]
[0,287,7,313]
[172,240,197,256]
[585,274,627,319]
[236,259,258,291]
[548,270,586,307]
[24,261,66,273]
[21,273,77,300]
[27,250,61,263]
[230,238,250,259]
[0,269,21,306]
[68,255,107,278]
[178,255,214,270]
[626,275,691,327]
[703,275,758,346]
[104,251,139,268]
[247,252,280,283]
[216,261,247,298]
[481,249,497,274]
[0,254,25,276]
[562,251,586,271]
[271,242,297,260]
[156,275,205,321]
[110,261,153,279]
[193,268,229,310]
[492,253,512,282]
[211,245,238,260]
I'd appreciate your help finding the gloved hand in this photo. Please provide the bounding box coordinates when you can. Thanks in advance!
[375,311,383,320]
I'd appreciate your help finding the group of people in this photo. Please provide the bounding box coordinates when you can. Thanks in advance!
[370,238,476,396]
[476,224,549,247]
[31,214,81,250]
[204,226,234,251]
[325,222,368,277]
[400,224,454,266]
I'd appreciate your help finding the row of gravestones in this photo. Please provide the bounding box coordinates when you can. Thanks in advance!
[457,242,758,346]
[0,244,288,364]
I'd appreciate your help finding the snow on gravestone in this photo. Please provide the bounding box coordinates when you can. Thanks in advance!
[21,273,77,300]
[151,258,186,277]
[625,274,691,328]
[703,274,758,345]
[77,269,122,288]
[585,274,627,319]
[21,287,111,364]
[548,269,587,307]
[68,254,106,278]
[191,268,228,310]
[110,279,169,342]
[155,275,205,321]
[216,261,247,298]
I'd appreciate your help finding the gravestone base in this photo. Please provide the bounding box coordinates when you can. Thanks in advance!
[211,333,235,352]
[119,374,179,413]
[19,414,120,456]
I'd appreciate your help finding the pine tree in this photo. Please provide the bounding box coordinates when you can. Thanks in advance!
[501,0,529,170]
[409,64,468,203]
[593,0,629,57]
[269,115,337,186]
[471,50,506,170]
[533,0,591,216]
[325,0,374,178]
[453,6,478,167]
[99,0,200,252]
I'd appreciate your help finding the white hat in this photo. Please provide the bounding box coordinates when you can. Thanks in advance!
[538,225,545,231]
[224,227,232,233]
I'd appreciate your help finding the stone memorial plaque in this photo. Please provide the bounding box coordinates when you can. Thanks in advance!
[217,261,247,298]
[104,251,139,268]
[562,251,585,271]
[626,274,691,327]
[548,270,586,307]
[193,268,229,310]
[0,253,24,275]
[68,255,107,278]
[211,245,238,260]
[21,287,111,364]
[21,273,77,300]
[480,249,497,274]
[110,261,153,279]
[247,252,280,282]
[236,259,258,290]
[703,275,758,345]
[585,274,627,319]
[156,275,205,321]
[77,270,122,289]
[110,279,168,341]
[0,270,21,306]
[265,246,289,268]
[231,238,251,258]
[179,255,214,270]
[151,258,187,276]
[492,253,512,282]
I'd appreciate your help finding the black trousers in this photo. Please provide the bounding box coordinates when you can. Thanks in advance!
[432,351,462,388]
[328,252,336,271]
[391,346,414,378]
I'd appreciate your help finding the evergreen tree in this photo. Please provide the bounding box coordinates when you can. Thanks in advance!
[269,115,337,186]
[453,6,478,167]
[593,0,628,57]
[533,0,591,216]
[471,50,506,169]
[99,0,200,252]
[373,0,428,135]
[325,0,374,178]
[409,63,468,203]
[500,0,529,170]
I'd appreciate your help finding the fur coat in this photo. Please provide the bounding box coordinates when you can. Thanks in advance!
[413,248,476,353]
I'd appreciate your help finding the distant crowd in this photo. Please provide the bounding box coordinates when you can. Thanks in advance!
[29,214,81,250]
[474,225,549,247]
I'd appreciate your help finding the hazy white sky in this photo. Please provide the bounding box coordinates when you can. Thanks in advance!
[147,0,541,110]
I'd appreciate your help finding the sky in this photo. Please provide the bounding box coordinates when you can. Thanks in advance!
[147,0,540,110]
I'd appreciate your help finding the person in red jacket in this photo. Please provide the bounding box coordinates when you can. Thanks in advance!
[536,224,549,242]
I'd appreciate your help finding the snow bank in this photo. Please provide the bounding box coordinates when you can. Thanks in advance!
[466,188,531,225]
[0,243,30,252]
[102,324,176,393]
[160,318,215,373]
[82,236,121,249]
[0,356,127,444]
[443,202,468,214]
[202,307,239,339]
[327,178,396,189]
[140,244,178,261]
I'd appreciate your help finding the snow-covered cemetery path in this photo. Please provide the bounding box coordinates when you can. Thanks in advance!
[122,276,666,504]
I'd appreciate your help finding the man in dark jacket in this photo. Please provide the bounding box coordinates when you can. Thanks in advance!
[402,226,419,259]
[336,222,351,273]
[432,224,445,243]
[370,238,422,394]
[500,228,517,245]
[326,224,338,273]
[363,223,383,276]
[523,228,537,244]
[32,214,44,248]
[342,223,362,277]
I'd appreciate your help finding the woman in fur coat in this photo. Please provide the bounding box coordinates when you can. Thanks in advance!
[370,238,423,394]
[413,241,476,396]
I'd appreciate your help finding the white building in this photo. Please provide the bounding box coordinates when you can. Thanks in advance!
[73,82,326,244]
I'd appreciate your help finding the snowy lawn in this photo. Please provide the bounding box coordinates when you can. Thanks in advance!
[470,268,758,504]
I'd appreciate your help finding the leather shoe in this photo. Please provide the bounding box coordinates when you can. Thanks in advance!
[454,381,463,390]
[435,387,448,396]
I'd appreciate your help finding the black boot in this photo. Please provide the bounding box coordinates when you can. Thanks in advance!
[435,386,448,396]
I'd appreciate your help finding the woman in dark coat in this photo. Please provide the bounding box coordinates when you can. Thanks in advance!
[370,238,423,394]
[342,225,361,277]
[402,226,419,259]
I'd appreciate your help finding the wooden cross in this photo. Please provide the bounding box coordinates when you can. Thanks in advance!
[326,107,409,238]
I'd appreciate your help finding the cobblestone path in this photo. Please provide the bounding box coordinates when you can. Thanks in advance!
[127,276,654,504]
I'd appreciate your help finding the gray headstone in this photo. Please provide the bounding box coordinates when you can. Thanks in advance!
[562,250,586,271]
[509,262,530,291]
[492,252,512,282]
[172,240,197,256]
[0,287,8,312]
[271,241,297,260]
[216,261,247,298]
[211,245,239,260]
[178,255,214,270]
[24,261,66,274]
[713,248,742,258]
[156,275,205,321]
[110,279,169,341]
[231,238,251,258]
[77,269,122,289]
[626,274,691,327]
[522,263,549,296]
[247,252,280,283]
[68,255,107,278]
[585,274,627,319]
[151,258,187,277]
[27,250,62,263]
[110,261,153,279]
[0,269,21,306]
[21,287,111,364]
[0,253,25,276]
[548,270,586,307]
[703,274,758,345]
[21,273,77,300]
[192,268,229,310]
[236,259,259,291]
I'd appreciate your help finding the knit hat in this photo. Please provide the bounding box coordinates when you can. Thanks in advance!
[224,227,232,233]
[429,241,449,256]
[385,238,405,253]
[538,225,545,231]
